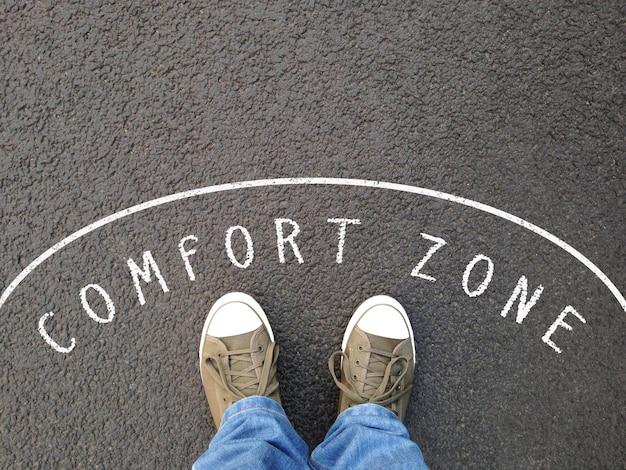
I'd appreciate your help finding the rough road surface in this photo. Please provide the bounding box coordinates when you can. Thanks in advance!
[1,2,624,469]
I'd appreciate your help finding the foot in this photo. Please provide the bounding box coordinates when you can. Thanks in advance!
[329,295,415,421]
[199,292,281,428]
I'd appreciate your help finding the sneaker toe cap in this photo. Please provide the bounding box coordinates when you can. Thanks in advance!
[358,305,410,340]
[207,302,263,337]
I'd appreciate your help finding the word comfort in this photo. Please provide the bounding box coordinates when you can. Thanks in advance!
[38,217,585,355]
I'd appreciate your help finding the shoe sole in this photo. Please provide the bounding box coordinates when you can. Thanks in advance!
[198,292,275,379]
[342,295,416,368]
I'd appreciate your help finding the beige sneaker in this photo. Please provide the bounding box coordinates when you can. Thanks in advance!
[329,295,416,421]
[199,292,281,428]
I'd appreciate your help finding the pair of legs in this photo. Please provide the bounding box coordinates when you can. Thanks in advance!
[193,293,429,469]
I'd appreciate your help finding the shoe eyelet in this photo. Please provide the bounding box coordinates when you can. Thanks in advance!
[358,346,363,351]
[353,375,358,380]
[258,346,264,352]
[355,360,360,366]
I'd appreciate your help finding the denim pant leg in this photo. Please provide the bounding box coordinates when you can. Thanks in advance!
[193,396,309,470]
[309,404,429,470]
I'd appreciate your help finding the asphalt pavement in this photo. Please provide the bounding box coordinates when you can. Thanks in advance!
[1,2,624,468]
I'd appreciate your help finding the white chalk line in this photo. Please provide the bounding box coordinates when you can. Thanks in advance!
[1,177,624,313]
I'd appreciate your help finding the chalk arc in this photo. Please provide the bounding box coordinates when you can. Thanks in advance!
[0,178,624,313]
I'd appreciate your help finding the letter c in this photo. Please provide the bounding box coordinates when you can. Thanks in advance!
[38,312,76,354]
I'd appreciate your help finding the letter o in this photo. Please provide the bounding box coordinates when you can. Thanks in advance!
[80,284,116,323]
[462,254,494,298]
[225,225,254,269]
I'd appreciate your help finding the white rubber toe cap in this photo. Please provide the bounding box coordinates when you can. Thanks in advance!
[207,302,263,337]
[342,295,416,361]
[358,304,411,340]
[202,292,274,340]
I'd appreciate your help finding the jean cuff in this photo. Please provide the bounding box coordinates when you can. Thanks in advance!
[221,396,285,426]
[338,403,400,421]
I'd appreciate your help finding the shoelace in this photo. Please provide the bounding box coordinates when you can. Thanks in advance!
[329,347,412,411]
[207,342,280,399]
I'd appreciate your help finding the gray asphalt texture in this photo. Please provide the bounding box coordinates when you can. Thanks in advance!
[1,1,625,469]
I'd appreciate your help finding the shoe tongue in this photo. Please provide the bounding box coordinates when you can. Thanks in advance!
[219,326,268,392]
[220,327,262,351]
[355,326,406,393]
[356,326,405,354]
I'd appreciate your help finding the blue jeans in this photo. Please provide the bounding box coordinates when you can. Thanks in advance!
[193,396,428,469]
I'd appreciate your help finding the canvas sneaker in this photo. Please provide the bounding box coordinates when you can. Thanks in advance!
[199,292,281,428]
[329,295,416,421]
